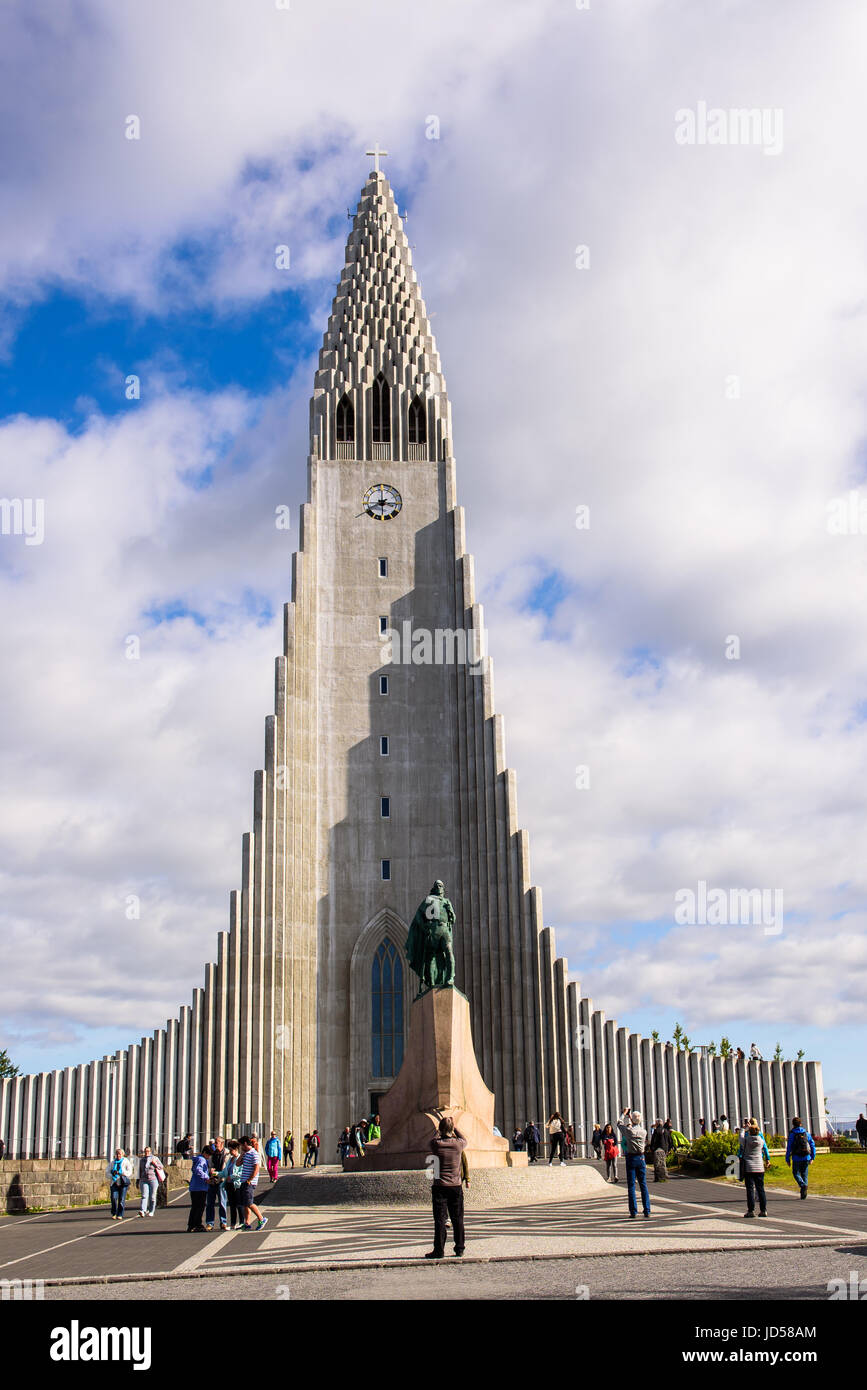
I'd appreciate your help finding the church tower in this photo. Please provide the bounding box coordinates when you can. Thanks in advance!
[0,162,825,1161]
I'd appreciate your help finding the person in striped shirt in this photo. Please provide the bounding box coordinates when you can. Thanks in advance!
[237,1136,268,1232]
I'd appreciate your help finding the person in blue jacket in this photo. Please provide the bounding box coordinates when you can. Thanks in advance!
[187,1145,213,1231]
[785,1116,816,1199]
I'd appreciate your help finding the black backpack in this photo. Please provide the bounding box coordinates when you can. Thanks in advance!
[791,1131,810,1157]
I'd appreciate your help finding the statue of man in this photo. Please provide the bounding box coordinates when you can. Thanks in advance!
[406,880,456,998]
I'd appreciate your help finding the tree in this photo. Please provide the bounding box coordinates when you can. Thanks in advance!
[672,1022,684,1051]
[707,1040,717,1057]
[0,1048,19,1079]
[719,1036,732,1059]
[682,1035,692,1053]
[773,1043,783,1062]
[651,1030,660,1044]
[796,1049,805,1061]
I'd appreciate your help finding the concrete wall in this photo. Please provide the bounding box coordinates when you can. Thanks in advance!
[1,1158,189,1214]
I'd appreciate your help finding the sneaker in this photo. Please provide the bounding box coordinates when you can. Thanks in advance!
[256,1217,268,1231]
[220,1223,228,1231]
[139,1212,145,1219]
[205,1224,214,1231]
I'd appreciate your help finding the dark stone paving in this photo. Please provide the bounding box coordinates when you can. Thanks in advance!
[0,1168,863,1284]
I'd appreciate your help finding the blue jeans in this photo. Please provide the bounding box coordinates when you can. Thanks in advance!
[110,1181,128,1216]
[791,1158,810,1191]
[139,1178,158,1215]
[625,1156,650,1216]
[205,1183,228,1226]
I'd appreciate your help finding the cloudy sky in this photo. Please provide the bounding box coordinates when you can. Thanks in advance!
[1,0,865,1118]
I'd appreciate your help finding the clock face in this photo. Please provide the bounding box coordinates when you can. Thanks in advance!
[363,483,402,521]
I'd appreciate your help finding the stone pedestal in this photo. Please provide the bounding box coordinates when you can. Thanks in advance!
[350,986,516,1171]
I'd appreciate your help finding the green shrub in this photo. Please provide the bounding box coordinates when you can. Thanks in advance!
[767,1134,787,1148]
[689,1130,740,1175]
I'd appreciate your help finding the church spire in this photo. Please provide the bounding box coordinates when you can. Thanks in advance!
[310,166,450,464]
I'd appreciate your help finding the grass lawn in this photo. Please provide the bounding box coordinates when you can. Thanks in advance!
[762,1153,867,1198]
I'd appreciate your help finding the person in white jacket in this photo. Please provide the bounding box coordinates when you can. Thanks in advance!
[107,1148,134,1220]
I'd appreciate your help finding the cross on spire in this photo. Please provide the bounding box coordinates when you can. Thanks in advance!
[366,142,389,174]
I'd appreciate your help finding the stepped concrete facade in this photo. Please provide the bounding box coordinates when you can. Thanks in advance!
[1,168,825,1160]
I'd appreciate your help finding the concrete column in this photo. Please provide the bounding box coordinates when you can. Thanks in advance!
[46,1070,63,1159]
[150,1030,165,1155]
[663,1046,679,1127]
[163,1020,178,1154]
[805,1061,824,1135]
[212,937,230,1135]
[189,988,203,1148]
[21,1072,37,1158]
[640,1039,656,1129]
[176,1005,191,1144]
[591,1011,607,1128]
[34,1073,50,1159]
[628,1034,643,1124]
[675,1051,691,1132]
[566,983,586,1151]
[604,1020,620,1130]
[553,956,571,1120]
[578,997,597,1149]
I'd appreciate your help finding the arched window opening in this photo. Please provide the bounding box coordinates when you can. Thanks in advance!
[371,936,404,1077]
[336,393,355,443]
[408,395,426,445]
[371,373,391,444]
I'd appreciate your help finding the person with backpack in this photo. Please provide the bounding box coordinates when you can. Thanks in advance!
[602,1124,619,1182]
[785,1116,816,1198]
[107,1148,134,1220]
[523,1121,540,1163]
[309,1129,321,1166]
[137,1146,164,1218]
[618,1108,650,1218]
[649,1120,669,1182]
[738,1118,770,1217]
[855,1114,867,1151]
[283,1130,294,1166]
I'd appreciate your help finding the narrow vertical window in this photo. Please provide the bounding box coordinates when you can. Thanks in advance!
[379,675,389,695]
[381,858,391,881]
[379,615,388,635]
[380,736,389,755]
[408,395,426,444]
[378,557,388,578]
[381,796,390,818]
[372,937,404,1076]
[336,393,355,443]
[371,373,390,443]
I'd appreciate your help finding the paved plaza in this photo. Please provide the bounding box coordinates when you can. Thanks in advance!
[1,1169,864,1299]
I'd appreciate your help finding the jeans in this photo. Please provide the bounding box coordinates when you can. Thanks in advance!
[110,1181,128,1217]
[226,1184,241,1228]
[526,1141,538,1162]
[791,1158,810,1191]
[744,1171,767,1213]
[140,1178,158,1216]
[625,1155,650,1216]
[205,1182,227,1227]
[431,1183,465,1254]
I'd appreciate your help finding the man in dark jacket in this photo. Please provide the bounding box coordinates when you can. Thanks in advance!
[856,1114,867,1151]
[523,1121,540,1163]
[425,1117,467,1259]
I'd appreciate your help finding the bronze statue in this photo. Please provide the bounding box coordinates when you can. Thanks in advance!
[406,880,456,997]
